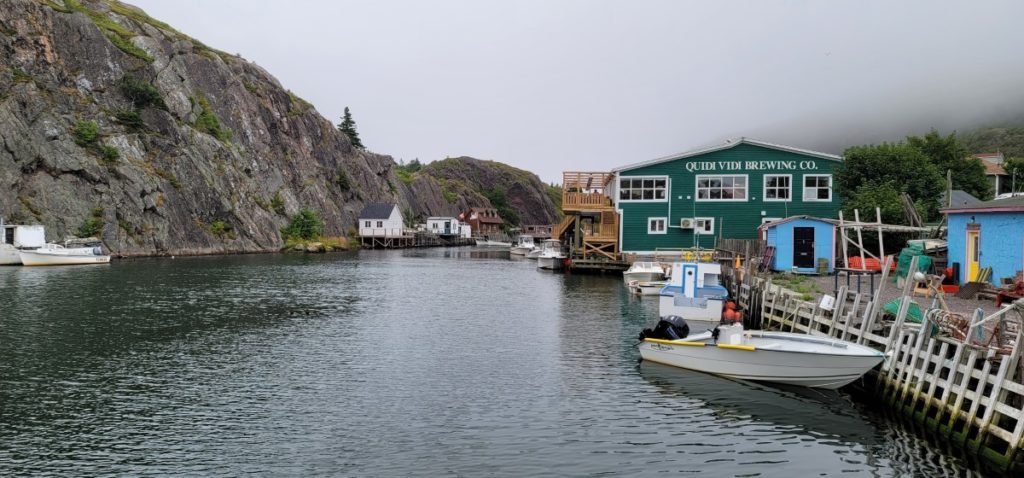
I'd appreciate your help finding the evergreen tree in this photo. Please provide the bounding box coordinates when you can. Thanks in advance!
[337,106,364,150]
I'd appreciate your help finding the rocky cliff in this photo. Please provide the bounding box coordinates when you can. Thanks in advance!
[0,0,559,255]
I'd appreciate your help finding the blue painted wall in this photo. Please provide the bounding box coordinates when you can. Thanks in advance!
[765,218,835,273]
[947,212,1024,284]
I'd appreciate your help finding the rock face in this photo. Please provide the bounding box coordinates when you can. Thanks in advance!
[0,0,559,255]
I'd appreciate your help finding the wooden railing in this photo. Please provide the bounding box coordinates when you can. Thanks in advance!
[562,191,612,210]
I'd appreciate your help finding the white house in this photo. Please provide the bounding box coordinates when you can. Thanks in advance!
[426,217,467,236]
[358,203,405,238]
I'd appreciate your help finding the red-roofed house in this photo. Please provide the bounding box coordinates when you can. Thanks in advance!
[975,152,1010,195]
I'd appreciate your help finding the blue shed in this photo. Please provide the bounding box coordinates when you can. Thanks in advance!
[943,196,1024,284]
[759,216,837,274]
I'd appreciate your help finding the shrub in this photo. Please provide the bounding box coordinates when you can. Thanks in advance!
[270,191,286,215]
[281,208,324,240]
[192,95,231,141]
[120,75,165,109]
[114,109,145,131]
[76,207,104,238]
[209,220,231,237]
[100,145,120,161]
[73,120,99,146]
[336,169,351,191]
[12,67,31,83]
[395,168,414,184]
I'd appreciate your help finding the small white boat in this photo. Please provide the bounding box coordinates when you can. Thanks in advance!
[474,235,512,248]
[639,320,884,389]
[658,261,727,331]
[525,247,542,260]
[628,280,668,296]
[623,261,666,283]
[510,235,535,255]
[536,239,566,270]
[1,220,46,265]
[19,242,111,266]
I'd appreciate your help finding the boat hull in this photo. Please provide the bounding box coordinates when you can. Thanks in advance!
[638,335,883,390]
[19,251,111,266]
[510,246,532,256]
[537,256,564,270]
[623,271,664,283]
[0,245,21,265]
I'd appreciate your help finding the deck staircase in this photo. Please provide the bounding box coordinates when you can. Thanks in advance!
[552,215,576,240]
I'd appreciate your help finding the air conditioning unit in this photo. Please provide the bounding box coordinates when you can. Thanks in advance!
[679,218,695,229]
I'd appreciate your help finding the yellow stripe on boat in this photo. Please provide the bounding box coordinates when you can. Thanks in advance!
[717,343,756,351]
[643,338,705,347]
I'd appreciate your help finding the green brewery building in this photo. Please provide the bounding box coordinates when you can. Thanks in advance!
[557,138,843,259]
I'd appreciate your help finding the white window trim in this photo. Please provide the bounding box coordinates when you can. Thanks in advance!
[694,217,715,235]
[619,175,669,203]
[762,174,792,202]
[803,174,833,202]
[761,217,782,225]
[695,174,749,202]
[647,217,667,234]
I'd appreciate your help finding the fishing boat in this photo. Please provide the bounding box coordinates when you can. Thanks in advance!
[510,235,535,255]
[1,221,46,265]
[536,239,566,270]
[19,241,111,266]
[638,318,885,389]
[623,261,666,283]
[628,280,668,296]
[657,261,728,331]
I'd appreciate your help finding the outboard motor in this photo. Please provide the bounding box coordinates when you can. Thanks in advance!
[638,315,690,341]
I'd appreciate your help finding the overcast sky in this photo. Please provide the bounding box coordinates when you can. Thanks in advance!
[130,0,1024,183]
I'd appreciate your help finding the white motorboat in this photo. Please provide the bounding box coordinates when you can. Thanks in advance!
[623,261,666,283]
[510,235,535,255]
[19,242,111,266]
[536,239,566,270]
[525,247,542,260]
[474,235,512,248]
[1,220,45,265]
[638,320,884,390]
[657,261,727,331]
[628,280,668,296]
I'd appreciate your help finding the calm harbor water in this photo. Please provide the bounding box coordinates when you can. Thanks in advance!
[0,248,994,476]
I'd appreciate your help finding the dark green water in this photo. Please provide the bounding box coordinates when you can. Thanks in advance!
[0,249,989,476]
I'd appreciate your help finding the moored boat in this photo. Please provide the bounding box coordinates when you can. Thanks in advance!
[536,239,565,270]
[525,247,542,260]
[510,235,535,255]
[1,220,46,265]
[628,280,668,296]
[19,242,111,266]
[623,261,666,283]
[657,261,727,331]
[638,319,884,389]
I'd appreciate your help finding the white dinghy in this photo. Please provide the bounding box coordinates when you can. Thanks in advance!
[638,320,884,390]
[623,261,666,283]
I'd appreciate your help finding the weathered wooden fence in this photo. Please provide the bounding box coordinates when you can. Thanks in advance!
[721,261,1024,473]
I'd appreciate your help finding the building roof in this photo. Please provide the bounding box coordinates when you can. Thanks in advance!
[758,215,839,230]
[943,195,1024,214]
[614,137,843,173]
[975,152,1005,164]
[983,161,1006,176]
[941,189,982,208]
[358,203,397,219]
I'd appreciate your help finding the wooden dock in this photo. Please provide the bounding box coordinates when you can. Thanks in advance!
[359,233,475,249]
[567,256,630,274]
[721,259,1024,473]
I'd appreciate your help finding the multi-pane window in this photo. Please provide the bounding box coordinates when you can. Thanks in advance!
[803,174,832,201]
[619,177,667,201]
[377,221,383,228]
[647,217,667,234]
[694,217,714,235]
[696,175,747,201]
[364,220,371,227]
[763,174,791,201]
